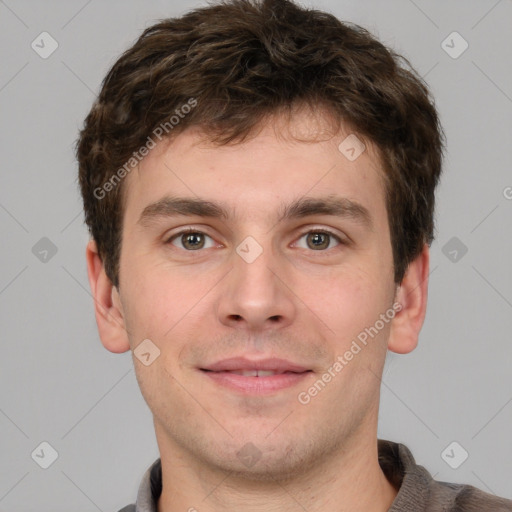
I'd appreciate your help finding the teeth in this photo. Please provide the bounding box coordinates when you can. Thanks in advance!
[256,370,278,377]
[228,370,280,377]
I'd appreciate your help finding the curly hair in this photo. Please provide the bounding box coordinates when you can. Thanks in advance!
[77,0,444,289]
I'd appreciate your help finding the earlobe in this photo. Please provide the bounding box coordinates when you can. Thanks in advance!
[387,244,430,354]
[85,239,131,354]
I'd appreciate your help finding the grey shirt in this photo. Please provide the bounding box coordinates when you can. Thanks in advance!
[118,439,512,511]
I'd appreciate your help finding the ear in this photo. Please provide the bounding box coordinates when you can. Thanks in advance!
[85,239,131,353]
[387,243,430,354]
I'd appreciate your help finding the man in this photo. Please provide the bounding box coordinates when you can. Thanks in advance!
[76,0,512,510]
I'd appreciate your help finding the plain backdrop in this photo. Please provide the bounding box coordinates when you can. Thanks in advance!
[0,0,511,510]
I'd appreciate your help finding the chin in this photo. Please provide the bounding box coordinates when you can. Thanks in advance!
[204,436,324,483]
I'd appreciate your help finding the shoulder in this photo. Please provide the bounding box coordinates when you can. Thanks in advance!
[427,480,512,511]
[117,505,136,512]
[379,440,512,512]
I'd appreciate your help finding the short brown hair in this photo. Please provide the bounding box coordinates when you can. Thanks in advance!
[77,0,444,289]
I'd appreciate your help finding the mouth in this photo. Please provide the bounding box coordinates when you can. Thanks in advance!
[201,369,311,377]
[198,357,313,394]
[200,356,311,373]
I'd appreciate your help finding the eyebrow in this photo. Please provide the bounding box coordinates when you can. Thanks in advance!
[137,194,373,231]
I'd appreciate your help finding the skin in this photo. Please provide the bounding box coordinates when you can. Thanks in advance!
[86,109,429,512]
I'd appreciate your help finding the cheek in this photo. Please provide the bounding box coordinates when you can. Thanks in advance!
[301,264,389,342]
[121,269,177,343]
[121,265,216,368]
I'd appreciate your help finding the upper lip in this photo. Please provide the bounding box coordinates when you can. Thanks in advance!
[200,357,310,373]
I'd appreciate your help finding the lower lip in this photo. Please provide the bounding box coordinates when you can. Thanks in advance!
[200,370,312,394]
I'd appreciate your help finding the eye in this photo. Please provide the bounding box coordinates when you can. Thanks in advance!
[167,229,216,251]
[165,228,346,252]
[294,229,344,251]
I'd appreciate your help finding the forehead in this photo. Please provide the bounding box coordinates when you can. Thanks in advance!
[121,114,387,231]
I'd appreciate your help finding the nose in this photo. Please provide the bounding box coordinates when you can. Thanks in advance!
[216,241,296,332]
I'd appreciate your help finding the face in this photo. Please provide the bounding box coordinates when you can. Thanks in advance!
[110,112,400,479]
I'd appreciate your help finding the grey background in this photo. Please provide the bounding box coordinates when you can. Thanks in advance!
[0,0,511,510]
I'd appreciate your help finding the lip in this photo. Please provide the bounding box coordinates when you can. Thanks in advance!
[199,357,312,395]
[200,357,310,373]
[200,369,312,394]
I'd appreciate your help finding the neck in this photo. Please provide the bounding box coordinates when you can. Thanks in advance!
[155,423,397,512]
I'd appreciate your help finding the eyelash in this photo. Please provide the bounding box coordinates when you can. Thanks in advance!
[165,227,347,252]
